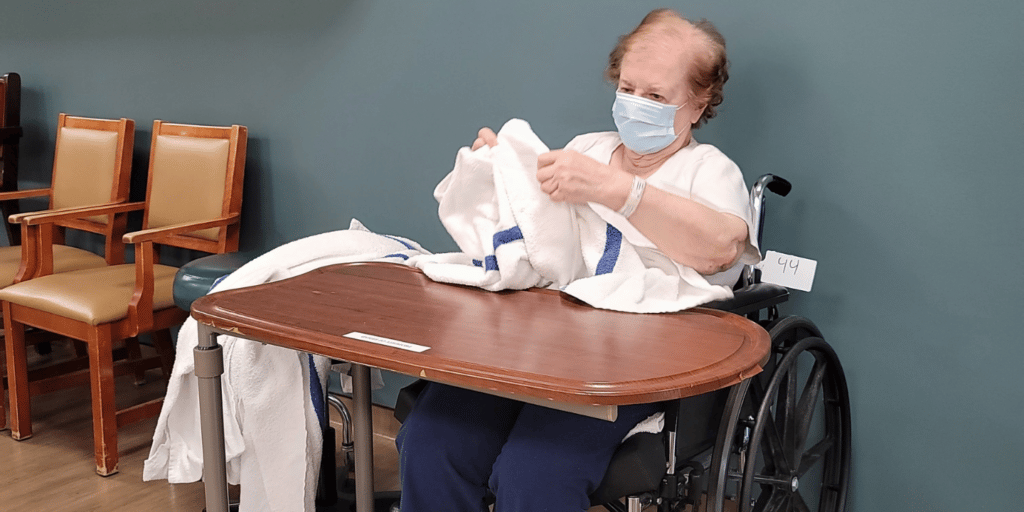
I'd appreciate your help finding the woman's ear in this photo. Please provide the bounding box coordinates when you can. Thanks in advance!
[690,101,707,125]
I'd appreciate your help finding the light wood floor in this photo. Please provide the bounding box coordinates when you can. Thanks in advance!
[0,342,404,511]
[1,345,209,511]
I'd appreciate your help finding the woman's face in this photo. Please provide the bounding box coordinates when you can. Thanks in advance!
[617,34,705,139]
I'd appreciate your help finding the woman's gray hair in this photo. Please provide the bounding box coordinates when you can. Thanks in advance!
[605,9,729,128]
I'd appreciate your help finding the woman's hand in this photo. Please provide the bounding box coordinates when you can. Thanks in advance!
[536,150,632,208]
[538,149,749,275]
[471,127,498,150]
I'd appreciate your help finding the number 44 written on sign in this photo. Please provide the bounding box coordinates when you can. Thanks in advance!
[754,250,817,292]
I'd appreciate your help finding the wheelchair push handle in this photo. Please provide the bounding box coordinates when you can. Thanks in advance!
[760,174,791,197]
[746,174,792,287]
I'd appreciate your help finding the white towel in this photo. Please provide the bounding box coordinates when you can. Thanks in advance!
[407,122,582,291]
[409,118,734,314]
[143,219,428,512]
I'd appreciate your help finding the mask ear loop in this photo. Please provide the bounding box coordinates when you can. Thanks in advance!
[671,101,688,139]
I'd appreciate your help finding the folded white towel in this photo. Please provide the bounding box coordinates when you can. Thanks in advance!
[410,118,734,314]
[143,219,428,512]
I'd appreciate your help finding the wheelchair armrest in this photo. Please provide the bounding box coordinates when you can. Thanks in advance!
[0,126,23,142]
[702,282,789,316]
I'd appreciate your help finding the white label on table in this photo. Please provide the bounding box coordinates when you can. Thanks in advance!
[344,331,430,352]
[755,250,817,292]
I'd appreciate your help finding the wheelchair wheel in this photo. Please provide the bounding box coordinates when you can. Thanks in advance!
[708,316,851,512]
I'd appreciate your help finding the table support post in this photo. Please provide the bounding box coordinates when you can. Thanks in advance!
[195,324,230,512]
[352,363,376,512]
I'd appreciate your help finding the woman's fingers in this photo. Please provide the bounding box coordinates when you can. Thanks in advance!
[471,127,499,150]
[479,127,498,146]
[536,150,561,181]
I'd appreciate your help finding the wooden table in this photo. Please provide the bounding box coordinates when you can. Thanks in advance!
[190,262,771,512]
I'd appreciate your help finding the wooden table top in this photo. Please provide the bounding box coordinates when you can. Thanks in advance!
[191,262,771,406]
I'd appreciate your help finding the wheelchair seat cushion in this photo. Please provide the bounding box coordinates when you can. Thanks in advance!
[173,250,261,310]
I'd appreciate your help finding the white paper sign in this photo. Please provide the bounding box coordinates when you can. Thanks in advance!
[756,250,817,292]
[345,332,430,353]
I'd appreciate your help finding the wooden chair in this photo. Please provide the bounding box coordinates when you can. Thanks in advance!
[0,114,135,431]
[0,114,136,283]
[0,72,23,245]
[0,120,247,475]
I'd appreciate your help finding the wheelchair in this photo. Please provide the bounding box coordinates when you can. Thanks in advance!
[174,175,851,512]
[389,174,852,512]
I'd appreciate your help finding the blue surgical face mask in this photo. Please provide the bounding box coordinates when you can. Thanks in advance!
[611,91,684,155]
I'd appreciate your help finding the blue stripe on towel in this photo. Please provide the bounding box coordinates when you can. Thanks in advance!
[492,226,524,248]
[470,226,525,273]
[308,355,326,430]
[210,274,230,292]
[473,257,500,271]
[385,253,410,260]
[472,256,500,271]
[484,255,499,271]
[384,235,415,250]
[595,224,622,275]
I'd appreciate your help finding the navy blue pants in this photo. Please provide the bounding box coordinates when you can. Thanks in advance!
[395,383,663,512]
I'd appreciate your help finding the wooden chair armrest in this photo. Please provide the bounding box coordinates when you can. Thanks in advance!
[14,220,61,283]
[123,214,240,244]
[0,188,52,203]
[129,240,157,334]
[124,214,239,333]
[20,202,145,226]
[13,203,137,281]
[0,126,23,141]
[9,201,121,224]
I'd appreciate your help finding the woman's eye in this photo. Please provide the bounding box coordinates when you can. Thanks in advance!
[649,94,664,101]
[619,87,633,94]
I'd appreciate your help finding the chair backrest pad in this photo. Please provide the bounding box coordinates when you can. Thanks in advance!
[147,134,230,241]
[51,127,120,215]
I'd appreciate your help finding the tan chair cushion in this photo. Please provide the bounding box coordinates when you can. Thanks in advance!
[0,264,179,326]
[0,245,108,288]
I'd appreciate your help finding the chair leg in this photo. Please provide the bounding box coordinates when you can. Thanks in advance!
[88,329,119,476]
[124,336,146,385]
[3,303,32,439]
[151,329,175,378]
[1,340,6,431]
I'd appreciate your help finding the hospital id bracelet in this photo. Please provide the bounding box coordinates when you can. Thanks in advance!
[618,175,647,218]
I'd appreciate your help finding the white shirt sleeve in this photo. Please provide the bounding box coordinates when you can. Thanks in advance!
[568,132,761,285]
[686,148,761,267]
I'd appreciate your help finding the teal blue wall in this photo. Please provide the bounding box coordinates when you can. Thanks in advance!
[5,1,1022,510]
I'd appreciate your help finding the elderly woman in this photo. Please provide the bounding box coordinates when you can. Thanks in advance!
[396,9,757,511]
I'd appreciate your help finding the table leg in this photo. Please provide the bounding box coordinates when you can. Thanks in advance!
[352,363,376,512]
[195,324,230,512]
